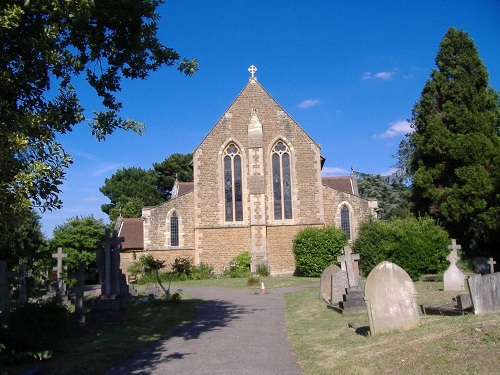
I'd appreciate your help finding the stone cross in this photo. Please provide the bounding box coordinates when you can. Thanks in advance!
[75,262,86,323]
[52,247,68,293]
[97,229,124,296]
[447,239,461,265]
[248,65,257,78]
[0,261,16,314]
[337,246,360,288]
[488,257,496,274]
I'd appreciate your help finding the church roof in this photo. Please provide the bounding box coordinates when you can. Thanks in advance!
[195,71,321,152]
[115,217,144,251]
[322,175,359,196]
[172,181,194,198]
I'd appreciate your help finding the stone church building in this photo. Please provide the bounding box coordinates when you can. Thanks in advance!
[118,67,378,275]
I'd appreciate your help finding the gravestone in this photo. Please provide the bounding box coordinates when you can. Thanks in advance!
[319,264,341,303]
[488,258,496,274]
[331,270,349,306]
[90,230,128,324]
[364,261,420,335]
[331,246,366,314]
[467,273,500,314]
[75,262,86,323]
[473,257,489,275]
[52,247,68,295]
[443,239,466,291]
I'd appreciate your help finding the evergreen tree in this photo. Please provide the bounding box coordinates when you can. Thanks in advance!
[100,167,163,221]
[153,153,193,200]
[404,27,500,257]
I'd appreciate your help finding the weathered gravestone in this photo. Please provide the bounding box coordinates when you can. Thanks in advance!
[443,239,466,291]
[467,273,500,314]
[364,261,420,335]
[89,230,128,324]
[329,246,366,314]
[319,264,341,303]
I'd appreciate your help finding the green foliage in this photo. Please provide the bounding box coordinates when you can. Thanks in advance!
[128,254,165,282]
[224,251,252,278]
[293,226,348,277]
[100,167,164,221]
[0,209,48,275]
[353,217,450,280]
[189,262,215,280]
[399,27,500,257]
[356,172,411,219]
[0,1,197,240]
[49,216,107,273]
[256,263,270,277]
[171,257,193,276]
[153,153,194,200]
[4,300,69,353]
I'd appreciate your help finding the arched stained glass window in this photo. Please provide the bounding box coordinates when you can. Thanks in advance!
[224,143,243,222]
[170,211,179,246]
[340,205,351,240]
[272,140,292,220]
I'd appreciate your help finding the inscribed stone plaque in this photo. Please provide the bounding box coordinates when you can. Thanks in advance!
[364,261,420,335]
[443,264,466,291]
[319,264,341,301]
[248,132,263,148]
[467,273,500,314]
[331,270,349,305]
[249,175,265,194]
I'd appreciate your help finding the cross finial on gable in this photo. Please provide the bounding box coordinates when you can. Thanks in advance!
[248,65,257,80]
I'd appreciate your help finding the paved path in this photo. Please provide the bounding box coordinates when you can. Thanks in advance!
[105,286,313,375]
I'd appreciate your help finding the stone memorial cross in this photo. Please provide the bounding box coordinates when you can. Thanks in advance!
[337,246,360,288]
[447,239,461,264]
[488,257,496,274]
[98,229,124,296]
[52,247,68,293]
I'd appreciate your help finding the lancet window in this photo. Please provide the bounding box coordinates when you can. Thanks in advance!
[224,143,243,222]
[272,140,292,220]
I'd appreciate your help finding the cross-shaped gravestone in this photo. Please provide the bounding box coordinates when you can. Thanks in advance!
[248,65,257,78]
[0,261,16,314]
[337,246,360,288]
[488,257,496,274]
[447,239,461,265]
[97,229,124,296]
[52,247,68,293]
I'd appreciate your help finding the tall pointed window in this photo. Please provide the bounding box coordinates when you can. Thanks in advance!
[170,211,179,246]
[272,140,292,220]
[224,143,243,222]
[340,205,351,240]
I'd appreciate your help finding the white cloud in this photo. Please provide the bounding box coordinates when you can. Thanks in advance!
[363,71,396,80]
[297,99,320,109]
[380,167,397,177]
[375,120,413,139]
[322,167,349,176]
[94,163,124,176]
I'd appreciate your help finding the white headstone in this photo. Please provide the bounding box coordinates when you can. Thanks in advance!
[443,239,466,291]
[364,261,420,335]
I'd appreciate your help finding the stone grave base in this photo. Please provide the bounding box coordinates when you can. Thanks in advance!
[88,295,127,324]
[328,287,367,314]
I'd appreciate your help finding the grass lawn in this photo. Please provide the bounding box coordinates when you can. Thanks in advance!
[285,280,500,375]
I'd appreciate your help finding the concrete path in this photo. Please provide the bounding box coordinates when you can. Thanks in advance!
[105,286,313,375]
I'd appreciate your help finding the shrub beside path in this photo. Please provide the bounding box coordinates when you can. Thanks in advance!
[105,285,315,374]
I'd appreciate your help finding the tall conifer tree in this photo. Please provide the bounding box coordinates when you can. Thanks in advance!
[406,27,500,257]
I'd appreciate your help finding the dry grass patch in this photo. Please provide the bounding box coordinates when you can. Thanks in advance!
[285,281,500,375]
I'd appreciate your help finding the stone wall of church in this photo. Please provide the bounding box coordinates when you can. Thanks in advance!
[143,192,195,251]
[322,186,375,240]
[197,227,251,274]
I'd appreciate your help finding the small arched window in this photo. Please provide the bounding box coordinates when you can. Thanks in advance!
[224,143,243,222]
[170,211,179,246]
[272,140,292,220]
[340,205,351,240]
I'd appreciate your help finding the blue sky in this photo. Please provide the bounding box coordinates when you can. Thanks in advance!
[41,0,500,237]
